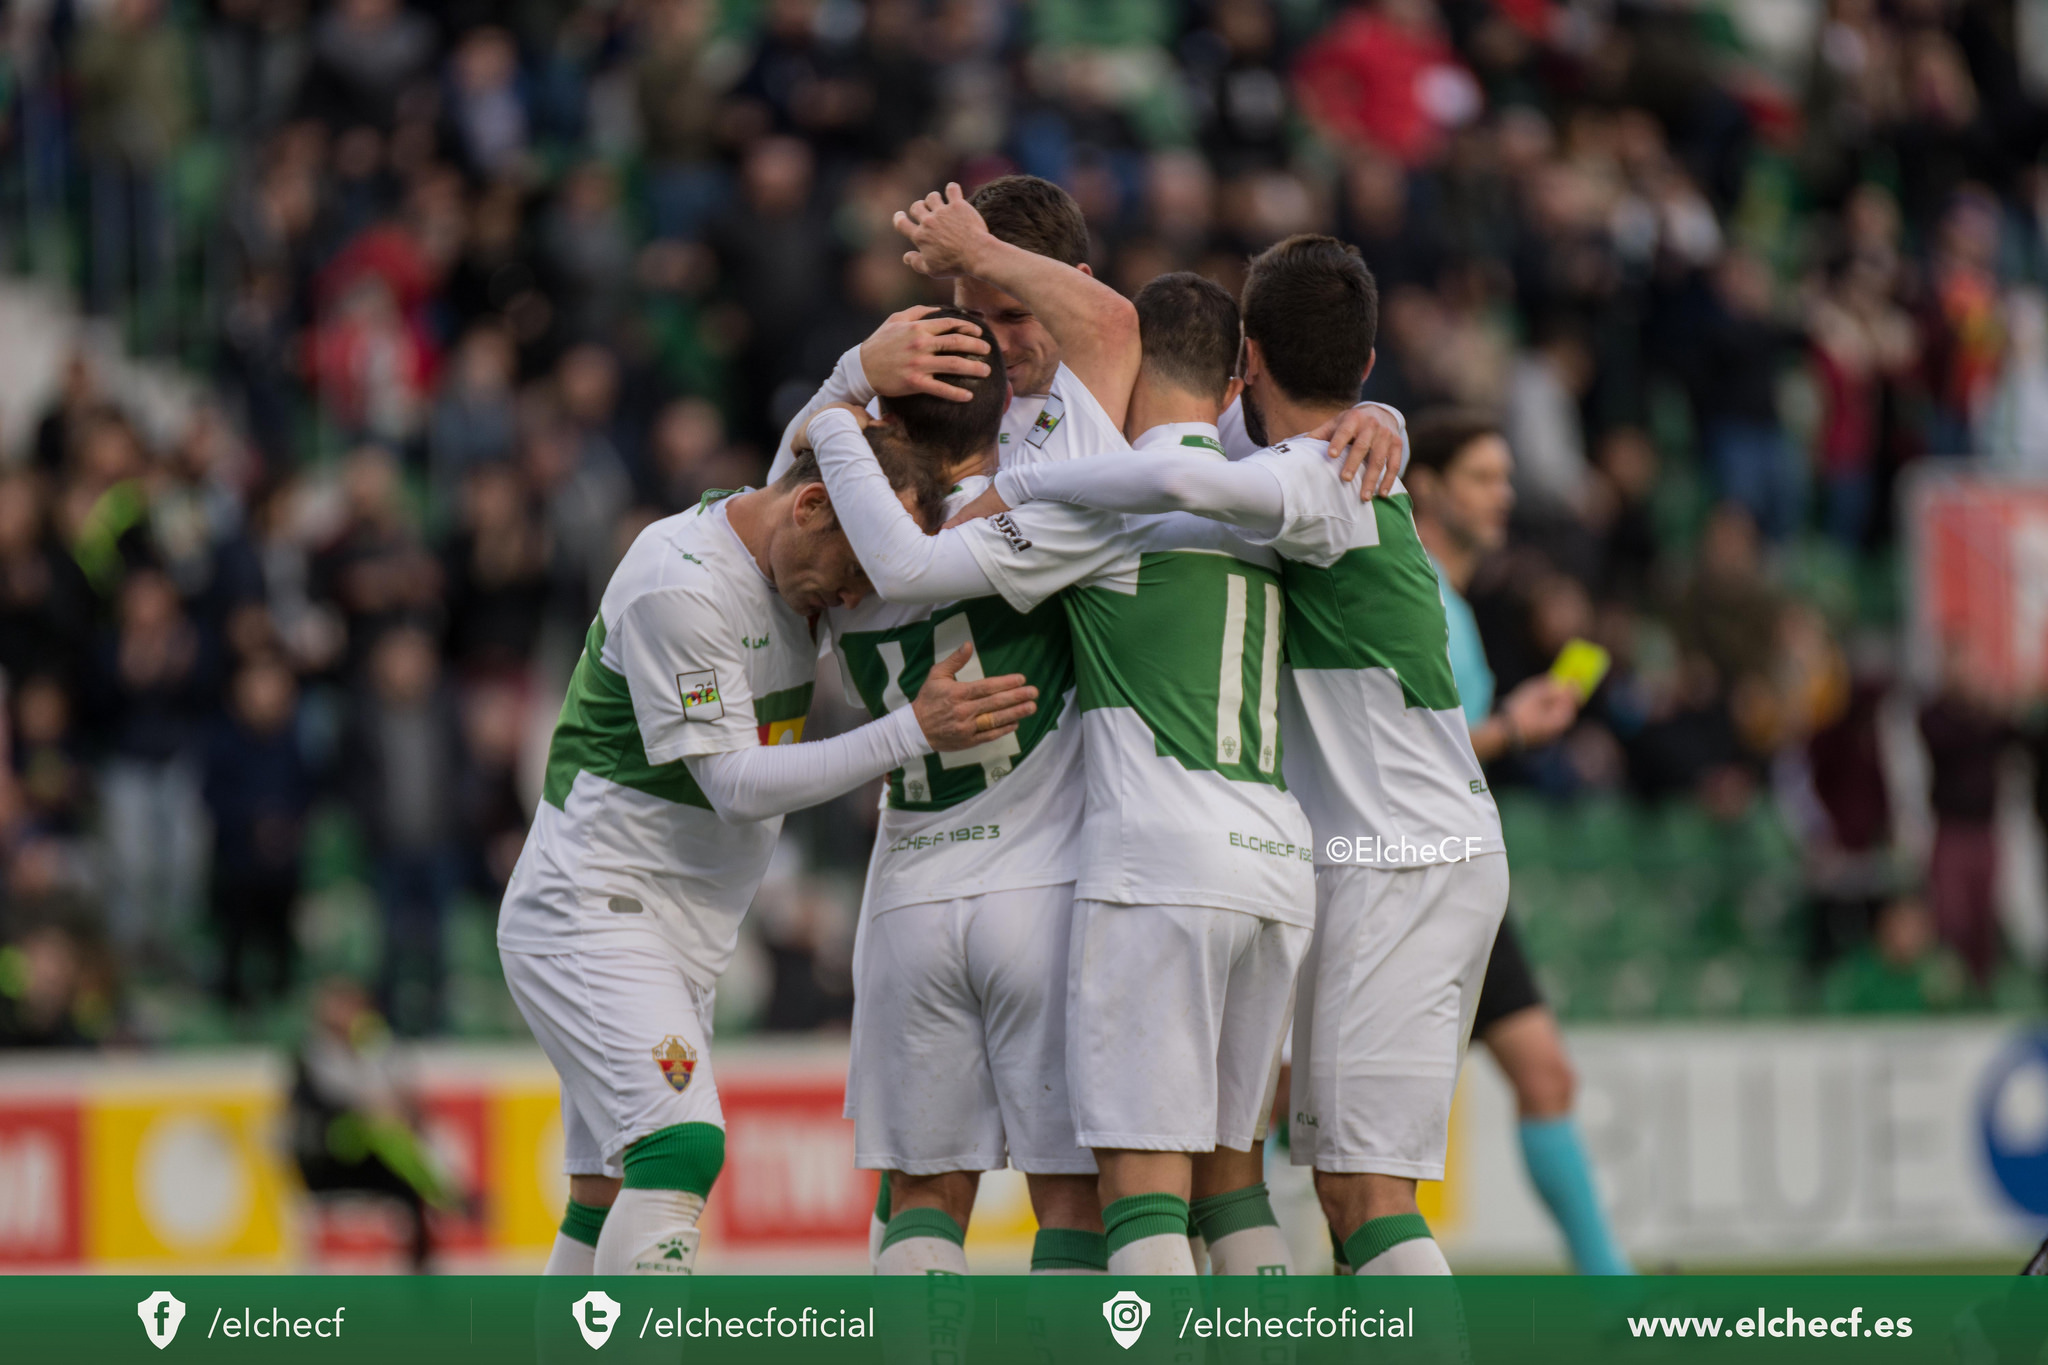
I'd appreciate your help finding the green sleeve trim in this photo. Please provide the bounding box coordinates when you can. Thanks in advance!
[1102,1192,1190,1257]
[753,682,814,724]
[873,1171,892,1223]
[559,1199,610,1248]
[1031,1227,1110,1271]
[621,1122,726,1194]
[1342,1212,1432,1270]
[1190,1181,1280,1243]
[880,1207,966,1251]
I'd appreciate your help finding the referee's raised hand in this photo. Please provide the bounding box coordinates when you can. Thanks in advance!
[913,643,1037,751]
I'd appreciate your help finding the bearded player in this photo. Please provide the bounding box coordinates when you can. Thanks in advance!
[981,234,1509,1277]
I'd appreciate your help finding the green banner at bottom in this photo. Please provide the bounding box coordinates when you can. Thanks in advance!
[12,1275,2048,1363]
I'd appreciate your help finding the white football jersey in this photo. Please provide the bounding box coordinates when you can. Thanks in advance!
[496,495,818,988]
[959,392,1316,925]
[1243,438,1503,869]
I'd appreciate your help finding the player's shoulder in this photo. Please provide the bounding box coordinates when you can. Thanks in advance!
[944,474,994,516]
[1246,438,1340,502]
[1255,436,1332,466]
[609,500,749,613]
[1042,364,1127,448]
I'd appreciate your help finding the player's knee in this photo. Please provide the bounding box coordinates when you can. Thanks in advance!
[568,1174,621,1209]
[621,1122,726,1194]
[1311,1170,1361,1234]
[1518,1049,1576,1119]
[891,1169,979,1227]
[1026,1172,1104,1232]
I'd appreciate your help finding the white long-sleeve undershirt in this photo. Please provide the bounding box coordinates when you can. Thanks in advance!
[994,449,1289,539]
[809,407,1000,604]
[766,345,877,484]
[1216,396,1410,471]
[684,704,929,823]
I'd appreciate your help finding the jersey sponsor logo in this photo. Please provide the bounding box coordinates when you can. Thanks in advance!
[1228,831,1311,860]
[677,668,723,720]
[742,634,770,649]
[1025,396,1065,448]
[758,717,806,746]
[885,822,1001,852]
[989,513,1033,553]
[653,1035,699,1091]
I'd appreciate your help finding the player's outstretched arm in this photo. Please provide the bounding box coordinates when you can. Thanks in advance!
[686,645,1036,822]
[983,448,1288,539]
[896,183,1140,428]
[802,406,1001,603]
[767,307,994,481]
[1218,396,1408,498]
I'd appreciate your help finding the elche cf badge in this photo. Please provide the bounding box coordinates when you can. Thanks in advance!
[654,1035,699,1091]
[1025,395,1065,449]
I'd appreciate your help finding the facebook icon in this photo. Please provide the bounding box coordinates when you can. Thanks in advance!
[137,1290,187,1349]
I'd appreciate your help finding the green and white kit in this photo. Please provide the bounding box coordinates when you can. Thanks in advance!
[993,417,1510,1175]
[811,381,1314,1157]
[778,353,1099,1174]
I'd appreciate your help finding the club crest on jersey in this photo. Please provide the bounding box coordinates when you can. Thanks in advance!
[1025,396,1065,449]
[653,1035,699,1091]
[677,668,723,720]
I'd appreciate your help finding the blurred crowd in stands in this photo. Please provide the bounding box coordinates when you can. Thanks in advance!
[6,0,2048,1045]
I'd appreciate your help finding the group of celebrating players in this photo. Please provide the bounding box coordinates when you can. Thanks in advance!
[496,173,1528,1282]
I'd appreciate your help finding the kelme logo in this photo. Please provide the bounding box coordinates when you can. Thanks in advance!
[138,1290,187,1349]
[573,1290,623,1349]
[1103,1289,1151,1349]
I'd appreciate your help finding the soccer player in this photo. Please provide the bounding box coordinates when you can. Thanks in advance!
[979,234,1510,1277]
[767,175,1142,486]
[771,179,1144,1278]
[806,194,1334,1280]
[498,447,1040,1277]
[774,307,1120,1278]
[1404,407,1634,1276]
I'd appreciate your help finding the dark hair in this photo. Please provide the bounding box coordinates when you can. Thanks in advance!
[776,434,950,533]
[1407,407,1503,479]
[1135,272,1240,402]
[877,308,1009,466]
[1241,234,1378,406]
[970,175,1090,266]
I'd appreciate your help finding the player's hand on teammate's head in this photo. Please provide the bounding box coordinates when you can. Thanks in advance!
[1500,674,1580,750]
[860,305,993,403]
[1313,403,1404,499]
[940,486,1012,529]
[894,182,993,282]
[914,642,1037,750]
[794,401,875,453]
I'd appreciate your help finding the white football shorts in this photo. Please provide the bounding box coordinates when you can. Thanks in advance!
[1068,900,1308,1153]
[503,931,723,1172]
[851,883,1094,1175]
[1291,853,1510,1178]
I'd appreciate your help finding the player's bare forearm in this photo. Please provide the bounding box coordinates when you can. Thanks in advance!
[898,183,1140,426]
[965,233,1140,426]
